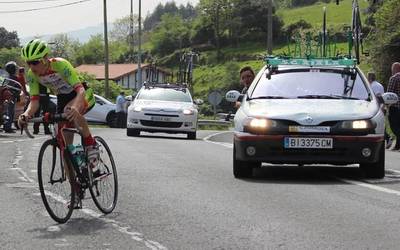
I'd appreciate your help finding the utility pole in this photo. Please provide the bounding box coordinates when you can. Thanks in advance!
[103,0,110,98]
[267,0,273,55]
[129,0,134,58]
[137,0,142,88]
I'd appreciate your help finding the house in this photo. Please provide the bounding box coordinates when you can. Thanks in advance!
[76,64,171,90]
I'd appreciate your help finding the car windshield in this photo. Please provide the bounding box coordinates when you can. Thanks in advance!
[137,88,192,102]
[250,70,370,100]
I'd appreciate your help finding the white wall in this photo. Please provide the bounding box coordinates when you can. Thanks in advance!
[115,69,169,90]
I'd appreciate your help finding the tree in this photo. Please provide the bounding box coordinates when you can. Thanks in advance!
[367,0,400,82]
[198,0,233,61]
[150,14,190,56]
[110,15,139,43]
[48,33,80,62]
[75,35,104,65]
[0,47,22,67]
[144,2,197,31]
[0,27,19,49]
[235,0,284,43]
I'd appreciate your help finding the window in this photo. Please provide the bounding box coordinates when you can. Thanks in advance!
[251,70,370,100]
[137,88,192,102]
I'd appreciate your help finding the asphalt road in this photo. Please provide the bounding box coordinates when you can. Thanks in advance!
[2,128,400,249]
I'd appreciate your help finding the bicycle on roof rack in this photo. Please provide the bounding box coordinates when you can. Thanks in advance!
[336,0,371,64]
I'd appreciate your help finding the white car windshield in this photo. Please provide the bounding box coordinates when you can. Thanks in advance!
[137,88,192,103]
[250,70,370,100]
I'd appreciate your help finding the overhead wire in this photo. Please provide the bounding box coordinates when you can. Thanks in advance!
[0,0,67,4]
[0,0,92,13]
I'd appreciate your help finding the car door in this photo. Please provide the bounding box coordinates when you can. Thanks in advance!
[84,96,106,123]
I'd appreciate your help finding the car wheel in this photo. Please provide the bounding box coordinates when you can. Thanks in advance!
[127,129,140,137]
[187,132,196,140]
[106,111,117,128]
[233,145,253,178]
[360,145,385,179]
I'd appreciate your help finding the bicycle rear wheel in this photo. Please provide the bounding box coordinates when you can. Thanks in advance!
[88,136,118,214]
[38,139,75,223]
[352,6,361,64]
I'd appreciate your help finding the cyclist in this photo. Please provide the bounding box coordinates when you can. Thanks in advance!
[18,39,98,191]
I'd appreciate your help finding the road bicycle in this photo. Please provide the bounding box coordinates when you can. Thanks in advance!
[22,113,118,223]
[336,0,372,64]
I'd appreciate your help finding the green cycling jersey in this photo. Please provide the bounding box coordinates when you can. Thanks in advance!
[27,58,95,108]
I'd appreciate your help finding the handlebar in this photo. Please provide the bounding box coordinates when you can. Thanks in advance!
[20,113,68,138]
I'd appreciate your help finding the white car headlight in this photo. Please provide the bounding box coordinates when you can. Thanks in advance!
[183,109,194,115]
[340,120,374,130]
[133,106,142,112]
[243,118,277,134]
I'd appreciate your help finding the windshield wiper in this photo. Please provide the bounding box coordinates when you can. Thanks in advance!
[297,95,341,99]
[330,94,360,100]
[297,94,360,100]
[249,96,287,100]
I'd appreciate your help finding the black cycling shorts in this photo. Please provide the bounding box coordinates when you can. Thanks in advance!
[56,91,94,114]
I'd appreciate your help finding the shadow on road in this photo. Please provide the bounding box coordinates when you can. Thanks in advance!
[27,217,110,239]
[241,165,367,184]
[135,134,193,141]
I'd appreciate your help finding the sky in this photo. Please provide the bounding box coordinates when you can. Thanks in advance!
[1,0,198,38]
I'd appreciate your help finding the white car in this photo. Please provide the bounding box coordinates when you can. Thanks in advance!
[127,84,198,139]
[226,57,398,179]
[50,94,117,126]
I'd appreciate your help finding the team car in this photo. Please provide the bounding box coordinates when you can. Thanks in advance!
[226,57,398,179]
[127,83,198,139]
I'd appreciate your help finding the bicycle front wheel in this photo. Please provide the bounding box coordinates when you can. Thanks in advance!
[38,139,75,223]
[88,136,118,214]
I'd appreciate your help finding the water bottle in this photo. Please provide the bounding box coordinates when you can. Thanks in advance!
[67,144,85,168]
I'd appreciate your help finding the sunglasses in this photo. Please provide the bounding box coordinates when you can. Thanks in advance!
[26,60,41,66]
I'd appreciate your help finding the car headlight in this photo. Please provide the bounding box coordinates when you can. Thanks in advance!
[133,106,142,112]
[340,120,374,130]
[183,109,194,115]
[244,118,277,134]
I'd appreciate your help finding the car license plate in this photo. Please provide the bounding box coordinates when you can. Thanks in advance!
[284,137,333,149]
[150,116,171,122]
[289,126,330,133]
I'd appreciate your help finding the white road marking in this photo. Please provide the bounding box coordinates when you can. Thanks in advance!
[387,169,400,175]
[47,226,61,232]
[203,131,233,149]
[204,136,400,199]
[337,177,400,196]
[9,148,168,250]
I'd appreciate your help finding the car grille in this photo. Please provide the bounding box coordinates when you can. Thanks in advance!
[144,113,179,117]
[140,120,183,128]
[270,147,348,156]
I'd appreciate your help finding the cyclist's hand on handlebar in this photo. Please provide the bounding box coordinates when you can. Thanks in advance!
[65,106,80,122]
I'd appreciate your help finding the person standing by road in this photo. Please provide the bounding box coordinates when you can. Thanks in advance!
[116,91,127,128]
[367,72,384,95]
[33,84,51,135]
[3,61,22,133]
[367,72,392,148]
[387,63,400,150]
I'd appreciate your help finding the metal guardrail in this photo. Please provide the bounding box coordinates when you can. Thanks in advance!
[198,120,232,127]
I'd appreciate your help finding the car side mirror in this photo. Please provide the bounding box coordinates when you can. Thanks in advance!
[194,99,204,105]
[226,90,242,103]
[382,92,398,105]
[126,96,133,102]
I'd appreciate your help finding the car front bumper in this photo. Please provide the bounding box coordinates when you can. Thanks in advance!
[127,112,197,133]
[234,132,384,164]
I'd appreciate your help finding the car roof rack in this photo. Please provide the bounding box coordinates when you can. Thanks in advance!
[264,55,357,80]
[143,81,188,90]
[265,56,357,68]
